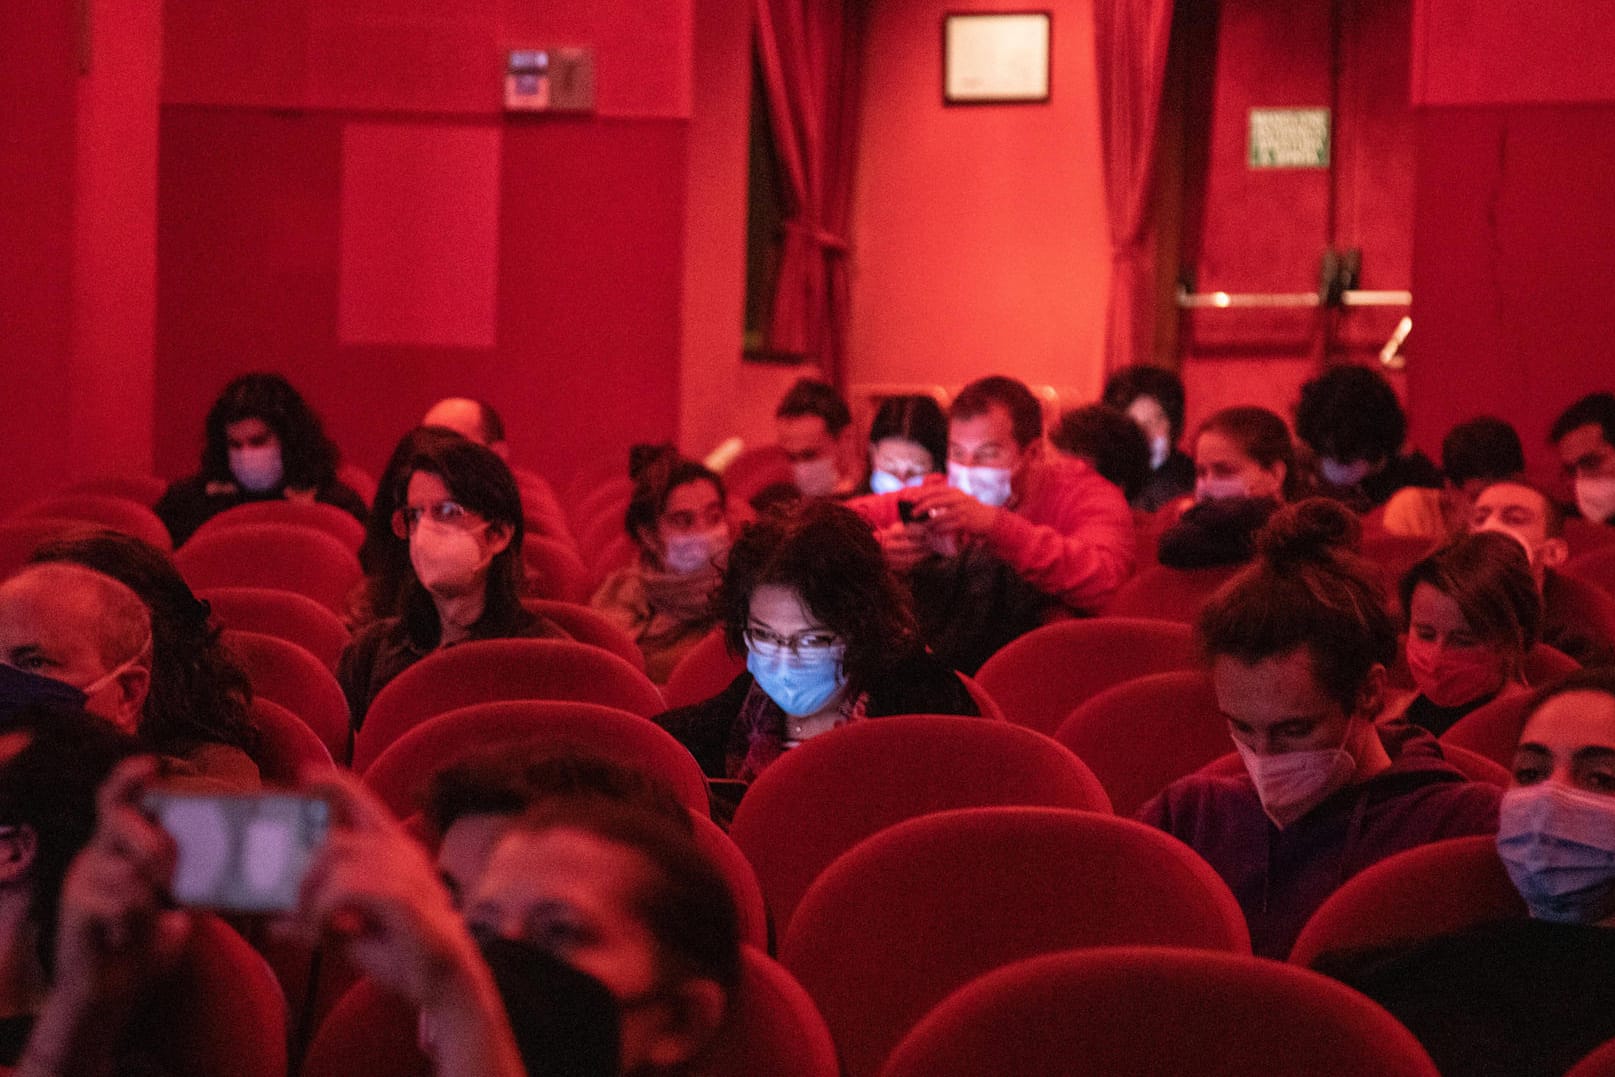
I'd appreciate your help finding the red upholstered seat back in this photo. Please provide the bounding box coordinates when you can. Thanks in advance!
[14,492,173,551]
[200,585,351,671]
[222,629,352,765]
[1102,562,1241,624]
[730,716,1111,934]
[1441,690,1542,767]
[176,523,361,614]
[521,597,646,672]
[248,696,336,783]
[782,808,1250,1077]
[660,628,745,709]
[189,500,365,552]
[698,947,839,1077]
[974,617,1199,734]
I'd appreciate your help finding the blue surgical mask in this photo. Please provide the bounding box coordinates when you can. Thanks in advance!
[947,461,1014,508]
[0,663,88,721]
[1498,782,1615,924]
[1319,457,1373,488]
[747,647,846,718]
[869,469,924,496]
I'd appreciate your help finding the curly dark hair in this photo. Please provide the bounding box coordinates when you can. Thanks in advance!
[201,373,342,490]
[1441,416,1525,487]
[358,426,470,621]
[1399,531,1541,659]
[1103,364,1187,442]
[394,438,528,643]
[716,500,920,691]
[1051,404,1152,501]
[1294,364,1407,466]
[1198,499,1398,714]
[775,378,852,434]
[1550,391,1615,449]
[622,447,726,555]
[28,531,258,756]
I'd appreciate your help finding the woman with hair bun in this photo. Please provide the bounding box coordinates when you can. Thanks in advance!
[1137,498,1501,958]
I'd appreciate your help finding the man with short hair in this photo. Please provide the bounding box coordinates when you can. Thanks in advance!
[1550,391,1615,526]
[774,378,861,498]
[0,565,151,736]
[423,397,509,459]
[854,375,1135,671]
[1381,415,1525,540]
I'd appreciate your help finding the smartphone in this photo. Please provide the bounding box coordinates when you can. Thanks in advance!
[142,789,330,914]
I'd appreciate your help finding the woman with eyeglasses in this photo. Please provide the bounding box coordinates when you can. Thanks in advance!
[655,500,978,785]
[337,438,568,726]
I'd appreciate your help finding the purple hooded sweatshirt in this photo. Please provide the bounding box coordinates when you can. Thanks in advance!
[1137,723,1501,958]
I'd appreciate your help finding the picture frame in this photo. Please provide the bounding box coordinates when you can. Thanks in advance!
[943,12,1051,105]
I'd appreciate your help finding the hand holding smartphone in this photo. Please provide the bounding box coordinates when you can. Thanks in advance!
[142,789,331,915]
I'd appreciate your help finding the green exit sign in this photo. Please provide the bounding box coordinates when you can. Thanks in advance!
[1248,108,1331,169]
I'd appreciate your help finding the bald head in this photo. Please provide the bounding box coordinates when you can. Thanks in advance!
[423,397,507,458]
[0,564,151,731]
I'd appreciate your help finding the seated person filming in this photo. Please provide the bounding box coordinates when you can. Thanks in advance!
[1319,669,1615,1077]
[1137,499,1500,958]
[655,500,977,782]
[591,449,731,684]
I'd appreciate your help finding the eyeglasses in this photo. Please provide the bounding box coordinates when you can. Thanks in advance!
[743,626,843,659]
[391,499,482,538]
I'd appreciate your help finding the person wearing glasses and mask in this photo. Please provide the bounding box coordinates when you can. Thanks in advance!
[591,448,732,683]
[655,500,977,784]
[338,438,568,727]
[1137,499,1499,959]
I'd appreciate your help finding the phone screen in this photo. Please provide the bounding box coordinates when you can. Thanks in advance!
[143,790,330,914]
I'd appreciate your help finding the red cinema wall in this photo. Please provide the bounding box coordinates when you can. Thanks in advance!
[849,0,1111,401]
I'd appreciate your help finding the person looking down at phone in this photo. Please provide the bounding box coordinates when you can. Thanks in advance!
[655,500,977,784]
[850,375,1135,673]
[338,437,569,726]
[861,394,948,496]
[1136,499,1500,958]
[591,448,732,684]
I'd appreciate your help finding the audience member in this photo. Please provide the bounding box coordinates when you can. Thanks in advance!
[1137,499,1500,957]
[774,378,861,499]
[338,438,568,726]
[1156,405,1295,569]
[863,395,947,495]
[1049,404,1152,504]
[1381,416,1525,540]
[1102,364,1196,511]
[1294,365,1441,510]
[854,375,1135,672]
[423,398,510,459]
[353,425,471,627]
[27,531,261,787]
[154,373,366,546]
[1385,532,1540,737]
[1318,669,1615,1077]
[656,500,976,782]
[1551,391,1615,526]
[0,707,140,1069]
[0,558,258,787]
[591,450,730,683]
[1471,479,1615,668]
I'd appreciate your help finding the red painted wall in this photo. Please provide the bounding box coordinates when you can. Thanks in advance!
[849,0,1111,404]
[156,2,700,487]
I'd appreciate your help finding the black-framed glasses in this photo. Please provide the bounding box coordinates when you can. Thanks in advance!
[743,626,843,659]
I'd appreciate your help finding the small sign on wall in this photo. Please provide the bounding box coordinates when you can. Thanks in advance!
[1248,108,1331,168]
[943,12,1051,104]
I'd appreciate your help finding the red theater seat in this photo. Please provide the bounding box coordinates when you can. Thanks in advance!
[0,517,103,580]
[1441,691,1542,767]
[1567,545,1615,599]
[175,523,362,614]
[301,979,426,1077]
[660,629,745,709]
[522,534,593,603]
[699,947,839,1077]
[730,716,1110,933]
[189,500,366,553]
[14,493,173,551]
[720,445,794,506]
[1052,669,1231,817]
[63,473,169,507]
[781,808,1250,1077]
[974,617,1199,735]
[160,915,289,1077]
[352,639,666,771]
[1102,562,1241,624]
[360,700,710,817]
[222,629,352,766]
[521,597,646,672]
[1569,1037,1615,1077]
[879,947,1439,1077]
[199,586,351,671]
[1288,835,1526,967]
[693,817,770,950]
[336,462,378,509]
[249,696,337,783]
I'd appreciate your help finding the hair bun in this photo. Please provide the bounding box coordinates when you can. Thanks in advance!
[1255,497,1361,566]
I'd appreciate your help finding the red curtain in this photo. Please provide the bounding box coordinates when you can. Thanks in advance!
[754,0,862,387]
[1094,0,1175,372]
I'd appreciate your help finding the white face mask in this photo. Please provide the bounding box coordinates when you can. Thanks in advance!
[410,519,492,596]
[662,526,730,576]
[80,637,152,701]
[1233,728,1358,829]
[1576,475,1615,525]
[1319,457,1373,488]
[1195,476,1251,503]
[792,456,841,498]
[1148,434,1171,471]
[1497,782,1615,923]
[947,461,1014,508]
[229,444,284,493]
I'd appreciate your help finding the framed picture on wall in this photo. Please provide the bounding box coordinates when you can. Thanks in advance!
[943,12,1051,104]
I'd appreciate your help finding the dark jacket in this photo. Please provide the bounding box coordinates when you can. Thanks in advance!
[655,649,979,780]
[1155,496,1280,569]
[1135,450,1196,513]
[1316,920,1615,1077]
[1137,723,1501,958]
[156,474,367,547]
